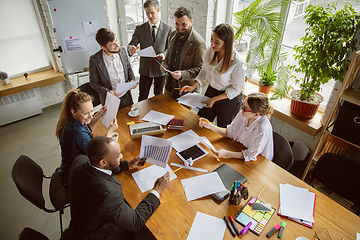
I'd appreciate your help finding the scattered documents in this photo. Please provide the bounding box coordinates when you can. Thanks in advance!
[101,92,120,128]
[278,184,315,226]
[186,212,226,240]
[132,164,177,193]
[168,130,201,152]
[136,46,157,57]
[177,93,210,109]
[181,172,226,201]
[141,110,174,125]
[116,81,137,96]
[140,135,172,168]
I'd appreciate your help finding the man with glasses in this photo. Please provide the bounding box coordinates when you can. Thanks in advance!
[128,0,172,102]
[90,28,136,109]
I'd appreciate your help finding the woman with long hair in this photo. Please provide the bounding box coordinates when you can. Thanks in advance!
[199,92,274,161]
[180,23,246,127]
[55,89,118,186]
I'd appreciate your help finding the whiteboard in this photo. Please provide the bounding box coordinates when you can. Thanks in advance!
[48,0,106,74]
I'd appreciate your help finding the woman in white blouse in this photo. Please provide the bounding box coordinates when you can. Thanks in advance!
[199,92,274,161]
[180,23,246,127]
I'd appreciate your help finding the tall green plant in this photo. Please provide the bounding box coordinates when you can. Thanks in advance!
[290,3,360,101]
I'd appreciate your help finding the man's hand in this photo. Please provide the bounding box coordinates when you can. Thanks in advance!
[128,156,146,168]
[153,172,170,194]
[161,64,168,73]
[129,45,139,55]
[130,79,137,89]
[109,90,122,98]
[156,54,164,62]
[170,70,182,80]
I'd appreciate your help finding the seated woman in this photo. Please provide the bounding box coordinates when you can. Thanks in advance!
[199,92,274,161]
[55,89,118,186]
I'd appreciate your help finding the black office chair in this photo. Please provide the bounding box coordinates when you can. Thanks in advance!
[308,153,360,215]
[273,131,294,171]
[79,82,101,107]
[12,155,70,234]
[19,227,49,240]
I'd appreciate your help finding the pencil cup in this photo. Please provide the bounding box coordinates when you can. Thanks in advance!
[229,192,241,205]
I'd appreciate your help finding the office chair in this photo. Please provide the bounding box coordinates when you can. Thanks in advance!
[272,131,294,171]
[308,153,360,215]
[19,227,49,240]
[12,155,70,234]
[79,82,101,107]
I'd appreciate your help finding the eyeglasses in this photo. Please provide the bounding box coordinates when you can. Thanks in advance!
[314,228,333,240]
[241,105,253,113]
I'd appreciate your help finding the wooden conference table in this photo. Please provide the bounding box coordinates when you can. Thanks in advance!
[93,94,360,240]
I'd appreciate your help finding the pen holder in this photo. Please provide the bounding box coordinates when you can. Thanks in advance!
[229,191,241,205]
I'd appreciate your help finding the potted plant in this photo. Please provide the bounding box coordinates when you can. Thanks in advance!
[0,71,10,85]
[23,72,29,79]
[259,66,276,95]
[289,3,360,119]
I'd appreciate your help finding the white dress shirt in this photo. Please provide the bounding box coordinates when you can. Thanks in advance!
[102,52,126,90]
[195,46,246,100]
[149,20,160,39]
[226,111,274,161]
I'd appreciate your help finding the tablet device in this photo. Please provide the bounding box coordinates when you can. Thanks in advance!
[176,144,208,162]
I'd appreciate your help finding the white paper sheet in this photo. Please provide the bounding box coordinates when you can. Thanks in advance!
[101,92,120,128]
[186,212,226,240]
[168,130,201,152]
[116,81,137,96]
[187,130,215,151]
[140,135,172,168]
[177,93,210,109]
[357,233,360,240]
[136,46,157,57]
[279,184,315,223]
[132,164,177,193]
[81,21,99,44]
[181,172,226,201]
[62,35,87,53]
[141,110,174,125]
[155,59,172,73]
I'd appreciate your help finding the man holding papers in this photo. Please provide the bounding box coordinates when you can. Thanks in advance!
[65,136,170,240]
[128,0,172,102]
[90,28,136,109]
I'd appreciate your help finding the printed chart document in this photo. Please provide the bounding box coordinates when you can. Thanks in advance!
[186,212,226,240]
[140,135,172,168]
[101,92,120,128]
[132,164,176,193]
[136,46,156,57]
[177,93,210,109]
[181,172,226,201]
[279,184,315,223]
[168,130,201,152]
[142,110,174,125]
[116,81,137,96]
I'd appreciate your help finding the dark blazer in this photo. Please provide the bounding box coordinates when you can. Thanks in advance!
[66,155,160,240]
[89,47,134,108]
[164,28,206,88]
[128,21,172,78]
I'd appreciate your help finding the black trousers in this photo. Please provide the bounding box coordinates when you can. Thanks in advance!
[138,75,165,101]
[198,86,242,128]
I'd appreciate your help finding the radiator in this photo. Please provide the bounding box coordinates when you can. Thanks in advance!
[0,89,42,126]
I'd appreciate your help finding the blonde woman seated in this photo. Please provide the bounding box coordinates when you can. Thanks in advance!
[199,92,274,161]
[55,89,118,186]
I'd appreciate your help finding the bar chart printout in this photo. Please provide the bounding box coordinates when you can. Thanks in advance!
[140,135,173,168]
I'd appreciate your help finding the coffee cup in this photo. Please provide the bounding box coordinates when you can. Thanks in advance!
[129,107,139,117]
[111,132,119,142]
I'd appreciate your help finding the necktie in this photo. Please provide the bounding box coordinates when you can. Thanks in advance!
[152,25,156,43]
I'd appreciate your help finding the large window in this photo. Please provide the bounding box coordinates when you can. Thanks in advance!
[0,0,51,78]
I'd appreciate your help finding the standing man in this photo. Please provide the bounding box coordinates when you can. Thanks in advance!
[128,0,172,102]
[64,136,169,240]
[90,28,136,109]
[162,6,206,100]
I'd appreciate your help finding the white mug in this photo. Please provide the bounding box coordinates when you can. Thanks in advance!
[111,132,119,142]
[296,237,309,240]
[130,107,139,116]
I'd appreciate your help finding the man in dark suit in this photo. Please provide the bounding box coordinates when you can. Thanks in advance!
[65,136,169,240]
[128,0,172,101]
[90,28,136,109]
[162,6,206,100]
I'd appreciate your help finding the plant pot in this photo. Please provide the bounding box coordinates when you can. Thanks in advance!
[1,78,10,85]
[290,90,323,119]
[259,83,273,96]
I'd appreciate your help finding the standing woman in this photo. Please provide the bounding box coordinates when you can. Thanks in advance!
[55,89,118,186]
[199,92,274,161]
[180,23,246,127]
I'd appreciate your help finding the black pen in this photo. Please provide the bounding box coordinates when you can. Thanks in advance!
[229,216,240,236]
[223,216,236,236]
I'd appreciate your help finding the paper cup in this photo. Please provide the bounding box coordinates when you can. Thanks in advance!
[111,132,119,142]
[296,237,309,240]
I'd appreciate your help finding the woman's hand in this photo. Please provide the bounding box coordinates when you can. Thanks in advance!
[211,149,228,158]
[202,97,216,108]
[199,117,212,129]
[107,118,118,133]
[179,85,193,95]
